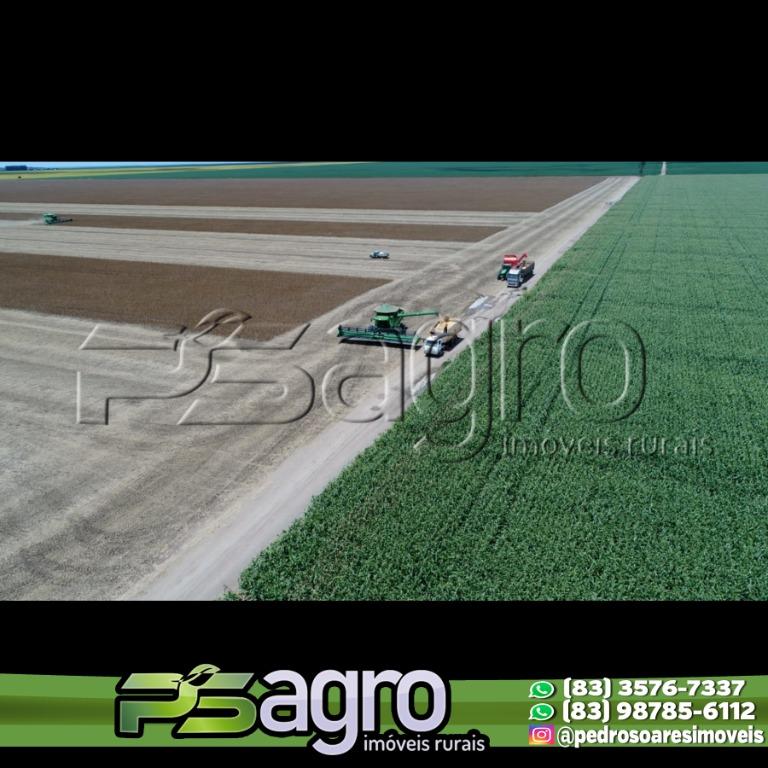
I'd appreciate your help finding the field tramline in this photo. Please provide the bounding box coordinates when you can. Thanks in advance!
[237,174,768,600]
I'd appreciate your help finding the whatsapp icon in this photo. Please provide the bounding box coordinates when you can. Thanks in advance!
[529,703,556,721]
[529,680,556,699]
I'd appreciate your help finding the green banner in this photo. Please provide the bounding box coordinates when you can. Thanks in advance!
[0,672,765,751]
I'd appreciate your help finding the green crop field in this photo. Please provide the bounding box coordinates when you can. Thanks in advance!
[236,174,768,601]
[125,161,660,179]
[0,161,662,180]
[667,162,768,175]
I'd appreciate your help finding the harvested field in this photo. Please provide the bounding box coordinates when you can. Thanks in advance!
[0,253,386,340]
[0,176,635,600]
[0,203,528,228]
[0,177,604,212]
[0,226,464,279]
[35,215,503,242]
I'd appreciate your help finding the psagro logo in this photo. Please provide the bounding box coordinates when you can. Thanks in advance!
[115,664,451,755]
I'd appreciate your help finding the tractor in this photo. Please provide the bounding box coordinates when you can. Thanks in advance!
[42,213,73,225]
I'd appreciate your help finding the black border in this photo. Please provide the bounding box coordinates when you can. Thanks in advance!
[2,601,766,677]
[3,72,767,761]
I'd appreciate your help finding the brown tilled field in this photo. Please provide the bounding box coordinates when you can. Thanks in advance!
[0,252,386,340]
[30,215,503,242]
[0,177,603,211]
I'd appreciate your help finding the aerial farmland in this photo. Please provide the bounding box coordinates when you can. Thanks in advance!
[0,161,764,600]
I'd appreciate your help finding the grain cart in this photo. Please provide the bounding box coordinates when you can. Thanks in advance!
[423,317,462,357]
[338,304,438,346]
[497,253,528,280]
[506,260,535,288]
[42,213,73,225]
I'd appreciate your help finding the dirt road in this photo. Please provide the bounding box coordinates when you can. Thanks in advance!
[0,202,531,228]
[2,215,504,243]
[128,177,639,600]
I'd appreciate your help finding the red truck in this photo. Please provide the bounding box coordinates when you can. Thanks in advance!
[497,253,528,280]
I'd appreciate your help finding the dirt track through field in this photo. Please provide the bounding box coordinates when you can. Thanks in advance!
[0,176,604,211]
[0,202,533,228]
[0,212,38,221]
[18,215,502,242]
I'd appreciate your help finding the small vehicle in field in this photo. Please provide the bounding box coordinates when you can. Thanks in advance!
[369,250,390,259]
[42,213,73,225]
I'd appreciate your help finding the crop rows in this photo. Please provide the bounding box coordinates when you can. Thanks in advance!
[667,162,768,175]
[237,175,768,600]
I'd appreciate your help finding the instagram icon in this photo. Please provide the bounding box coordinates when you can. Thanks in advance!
[529,724,556,746]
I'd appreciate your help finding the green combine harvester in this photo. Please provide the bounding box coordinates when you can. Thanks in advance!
[338,304,439,346]
[42,213,73,225]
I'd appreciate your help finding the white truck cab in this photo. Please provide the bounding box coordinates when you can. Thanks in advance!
[423,335,446,357]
